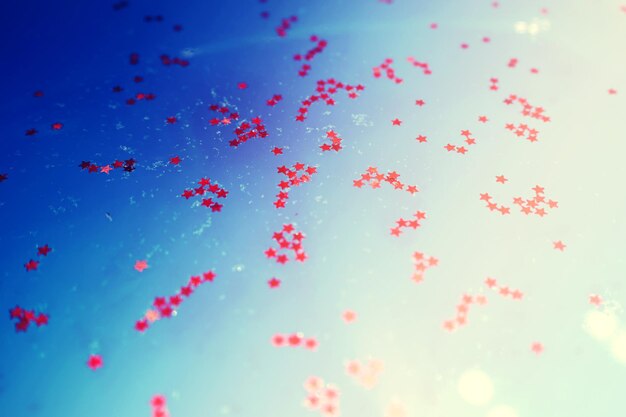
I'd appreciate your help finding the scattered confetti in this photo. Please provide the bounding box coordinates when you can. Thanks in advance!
[9,306,49,332]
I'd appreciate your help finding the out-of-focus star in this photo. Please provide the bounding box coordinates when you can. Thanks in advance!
[145,309,160,322]
[87,354,103,370]
[589,294,602,306]
[553,240,566,251]
[268,277,281,288]
[134,259,149,272]
[342,310,357,323]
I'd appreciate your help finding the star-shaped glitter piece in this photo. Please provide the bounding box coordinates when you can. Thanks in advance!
[134,259,149,272]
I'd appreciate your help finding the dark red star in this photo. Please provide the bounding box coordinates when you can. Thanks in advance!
[24,259,39,271]
[37,244,52,256]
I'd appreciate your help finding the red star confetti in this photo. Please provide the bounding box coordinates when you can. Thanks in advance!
[24,260,39,271]
[24,243,54,272]
[512,185,558,217]
[484,277,524,300]
[589,294,603,306]
[353,166,418,194]
[271,332,318,351]
[274,163,318,208]
[275,15,298,37]
[303,376,341,417]
[160,54,190,67]
[180,177,228,212]
[442,293,488,332]
[207,104,268,147]
[342,310,357,323]
[495,175,508,184]
[294,35,328,77]
[135,270,216,332]
[9,306,49,332]
[481,182,558,217]
[150,395,169,417]
[265,224,307,264]
[134,260,149,272]
[125,91,156,105]
[444,130,477,155]
[406,57,432,75]
[345,358,384,389]
[37,244,52,256]
[390,211,427,237]
[503,94,550,143]
[296,79,364,122]
[87,354,103,370]
[266,94,283,106]
[79,159,137,174]
[489,77,499,91]
[268,277,281,288]
[479,192,511,215]
[319,130,343,152]
[411,251,438,283]
[373,58,403,83]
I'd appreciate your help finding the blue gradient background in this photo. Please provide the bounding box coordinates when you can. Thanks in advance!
[1,0,626,416]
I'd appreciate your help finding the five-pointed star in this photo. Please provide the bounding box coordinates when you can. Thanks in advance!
[268,277,281,288]
[134,259,149,272]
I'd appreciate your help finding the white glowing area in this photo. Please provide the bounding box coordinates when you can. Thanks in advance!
[457,369,494,406]
[583,310,619,341]
[610,331,626,364]
[487,405,519,417]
